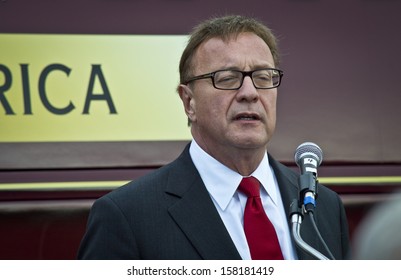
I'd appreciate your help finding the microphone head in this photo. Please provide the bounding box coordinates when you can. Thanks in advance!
[294,142,323,167]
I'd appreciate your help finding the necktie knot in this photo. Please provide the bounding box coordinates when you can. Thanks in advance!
[239,176,260,198]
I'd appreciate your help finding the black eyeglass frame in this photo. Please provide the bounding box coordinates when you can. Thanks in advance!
[184,68,284,90]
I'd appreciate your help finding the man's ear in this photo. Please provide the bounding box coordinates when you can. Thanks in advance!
[178,84,196,123]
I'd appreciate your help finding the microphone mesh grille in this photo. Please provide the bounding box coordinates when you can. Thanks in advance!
[294,142,323,166]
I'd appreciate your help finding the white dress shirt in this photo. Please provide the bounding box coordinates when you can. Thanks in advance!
[189,140,297,260]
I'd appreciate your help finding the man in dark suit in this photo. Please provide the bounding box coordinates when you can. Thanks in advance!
[77,15,350,260]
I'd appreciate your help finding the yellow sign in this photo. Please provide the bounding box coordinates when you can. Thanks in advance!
[0,34,191,142]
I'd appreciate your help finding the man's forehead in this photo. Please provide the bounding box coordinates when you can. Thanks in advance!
[193,33,273,67]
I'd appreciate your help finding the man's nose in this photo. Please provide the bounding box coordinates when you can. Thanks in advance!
[236,76,259,102]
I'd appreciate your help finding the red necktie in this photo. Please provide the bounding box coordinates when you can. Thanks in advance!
[239,176,284,260]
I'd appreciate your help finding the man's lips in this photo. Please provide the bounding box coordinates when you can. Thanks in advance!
[234,112,261,121]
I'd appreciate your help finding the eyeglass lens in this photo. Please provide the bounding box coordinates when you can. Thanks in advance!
[214,69,280,89]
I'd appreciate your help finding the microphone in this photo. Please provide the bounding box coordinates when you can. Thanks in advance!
[294,142,323,178]
[290,142,333,260]
[294,142,323,213]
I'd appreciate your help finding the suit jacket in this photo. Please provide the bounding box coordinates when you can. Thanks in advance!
[77,144,350,260]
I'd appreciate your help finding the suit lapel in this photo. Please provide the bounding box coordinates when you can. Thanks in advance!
[166,145,241,260]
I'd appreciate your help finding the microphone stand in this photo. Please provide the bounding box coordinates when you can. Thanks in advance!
[289,172,331,260]
[290,199,329,260]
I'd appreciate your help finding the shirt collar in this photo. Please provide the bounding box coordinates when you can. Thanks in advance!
[189,140,279,211]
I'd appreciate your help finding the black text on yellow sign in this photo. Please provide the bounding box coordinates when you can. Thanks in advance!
[0,34,191,142]
[0,63,116,115]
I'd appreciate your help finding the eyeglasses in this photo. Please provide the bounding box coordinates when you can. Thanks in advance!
[184,68,283,90]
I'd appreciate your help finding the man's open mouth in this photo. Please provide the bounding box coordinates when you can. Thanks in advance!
[235,113,260,121]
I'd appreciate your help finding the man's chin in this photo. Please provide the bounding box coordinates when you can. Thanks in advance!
[233,137,269,150]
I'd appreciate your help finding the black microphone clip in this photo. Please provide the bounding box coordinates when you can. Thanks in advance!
[299,171,319,213]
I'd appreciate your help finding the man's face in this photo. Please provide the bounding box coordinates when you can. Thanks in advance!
[180,32,278,155]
